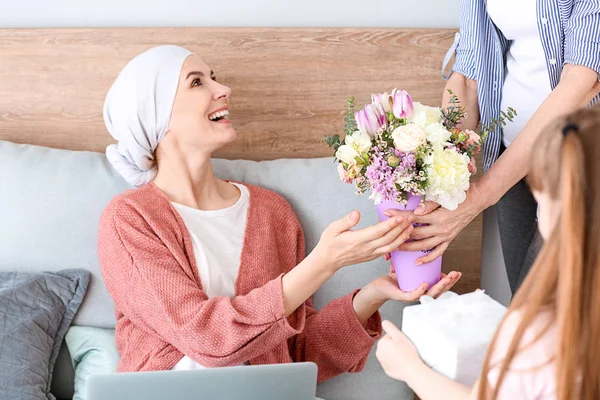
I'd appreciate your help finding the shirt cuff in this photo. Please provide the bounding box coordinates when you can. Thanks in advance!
[564,38,600,78]
[269,273,306,336]
[345,290,383,342]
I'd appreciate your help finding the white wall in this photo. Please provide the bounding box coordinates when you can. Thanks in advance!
[1,0,512,304]
[1,0,459,28]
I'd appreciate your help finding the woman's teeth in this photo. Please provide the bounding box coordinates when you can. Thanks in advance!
[208,110,230,121]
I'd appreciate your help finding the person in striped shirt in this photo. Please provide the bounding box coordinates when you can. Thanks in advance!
[388,0,600,295]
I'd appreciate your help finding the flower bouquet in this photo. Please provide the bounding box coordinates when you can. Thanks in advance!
[324,89,515,291]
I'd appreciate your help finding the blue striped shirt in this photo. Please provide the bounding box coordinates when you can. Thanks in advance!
[442,0,600,171]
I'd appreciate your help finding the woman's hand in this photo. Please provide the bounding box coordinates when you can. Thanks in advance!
[369,271,461,303]
[352,271,461,324]
[385,181,487,265]
[284,210,413,318]
[376,320,424,382]
[312,210,414,273]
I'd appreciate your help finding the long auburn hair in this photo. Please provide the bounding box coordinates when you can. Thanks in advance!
[478,105,600,399]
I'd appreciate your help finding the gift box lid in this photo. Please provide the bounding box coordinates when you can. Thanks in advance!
[402,291,508,344]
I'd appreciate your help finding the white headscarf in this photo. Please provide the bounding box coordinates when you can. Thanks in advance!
[103,45,193,187]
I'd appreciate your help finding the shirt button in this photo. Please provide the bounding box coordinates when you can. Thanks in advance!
[549,58,557,65]
[541,17,548,24]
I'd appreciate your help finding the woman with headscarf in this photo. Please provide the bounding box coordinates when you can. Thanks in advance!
[98,45,461,380]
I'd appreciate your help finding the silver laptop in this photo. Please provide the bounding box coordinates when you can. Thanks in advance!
[87,362,318,400]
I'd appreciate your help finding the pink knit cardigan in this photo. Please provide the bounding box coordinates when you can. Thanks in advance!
[98,182,381,382]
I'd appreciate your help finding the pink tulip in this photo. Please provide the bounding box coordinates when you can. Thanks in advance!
[371,94,383,110]
[392,90,414,119]
[372,93,393,113]
[355,103,387,137]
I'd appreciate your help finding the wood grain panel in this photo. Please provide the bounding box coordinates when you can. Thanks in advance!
[0,27,480,293]
[0,28,453,158]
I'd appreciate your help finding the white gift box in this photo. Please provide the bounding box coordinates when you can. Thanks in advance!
[401,291,507,386]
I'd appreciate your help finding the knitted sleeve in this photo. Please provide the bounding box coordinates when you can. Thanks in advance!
[284,212,383,382]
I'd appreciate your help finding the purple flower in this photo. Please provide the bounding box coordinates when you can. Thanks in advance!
[367,148,399,203]
[355,103,387,137]
[392,90,414,119]
[394,149,416,172]
[366,146,422,204]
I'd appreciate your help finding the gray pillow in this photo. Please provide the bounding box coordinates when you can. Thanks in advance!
[0,269,90,400]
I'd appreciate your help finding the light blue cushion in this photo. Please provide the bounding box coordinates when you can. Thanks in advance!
[65,327,119,400]
[0,141,129,328]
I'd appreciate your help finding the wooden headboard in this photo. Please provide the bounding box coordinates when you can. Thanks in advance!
[0,27,481,292]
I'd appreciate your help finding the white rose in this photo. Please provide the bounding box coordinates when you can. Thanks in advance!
[336,144,360,167]
[408,102,443,128]
[425,122,452,145]
[392,124,427,153]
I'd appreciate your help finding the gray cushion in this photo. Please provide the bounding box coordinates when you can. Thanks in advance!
[0,269,90,400]
[0,141,412,400]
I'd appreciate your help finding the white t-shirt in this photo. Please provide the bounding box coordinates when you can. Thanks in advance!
[170,182,250,370]
[488,0,552,147]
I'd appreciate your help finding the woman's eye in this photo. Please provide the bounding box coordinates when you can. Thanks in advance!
[192,78,201,87]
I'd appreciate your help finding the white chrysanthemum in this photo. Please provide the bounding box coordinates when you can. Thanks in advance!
[425,145,471,210]
[407,102,443,128]
[425,122,452,145]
